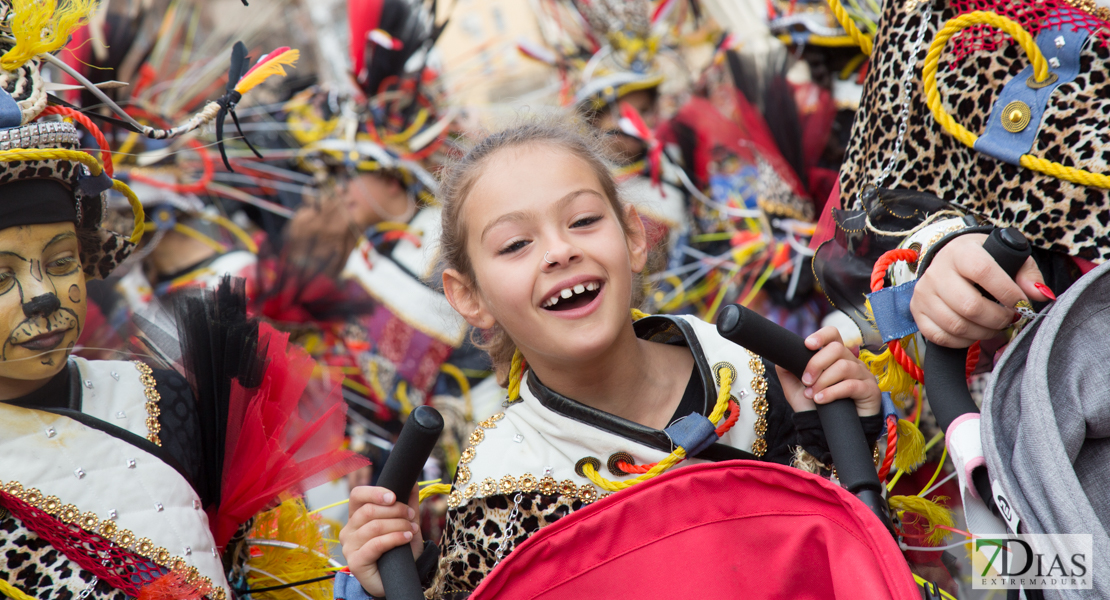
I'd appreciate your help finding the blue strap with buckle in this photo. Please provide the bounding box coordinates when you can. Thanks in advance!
[974,23,1089,165]
[866,280,919,343]
[664,413,718,457]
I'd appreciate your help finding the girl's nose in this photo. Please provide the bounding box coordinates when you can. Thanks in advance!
[540,240,581,271]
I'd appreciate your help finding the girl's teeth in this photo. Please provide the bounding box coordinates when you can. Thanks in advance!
[560,288,573,299]
[573,284,585,294]
[586,282,598,291]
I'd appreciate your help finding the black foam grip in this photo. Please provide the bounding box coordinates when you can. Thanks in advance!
[376,406,444,600]
[716,305,885,503]
[924,228,1030,434]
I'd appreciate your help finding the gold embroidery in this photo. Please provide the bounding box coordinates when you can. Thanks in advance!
[747,351,769,458]
[499,475,517,495]
[0,479,224,599]
[558,479,578,499]
[135,361,162,446]
[459,447,476,464]
[537,476,557,495]
[479,477,498,496]
[456,465,471,486]
[518,474,538,493]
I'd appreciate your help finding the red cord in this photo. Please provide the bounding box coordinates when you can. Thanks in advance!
[965,341,981,379]
[40,106,114,177]
[889,339,924,383]
[870,248,919,293]
[877,414,897,480]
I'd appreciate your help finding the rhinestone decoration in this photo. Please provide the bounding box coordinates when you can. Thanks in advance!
[1049,57,1061,68]
[518,474,538,493]
[155,503,164,512]
[512,433,524,443]
[479,478,498,496]
[537,476,557,495]
[136,362,163,446]
[456,465,471,485]
[110,371,120,380]
[499,475,517,494]
[184,546,192,556]
[558,479,578,499]
[127,459,136,469]
[1055,35,1066,48]
[83,380,93,388]
[45,427,56,438]
[74,468,85,479]
[193,499,202,510]
[116,411,126,419]
[747,350,769,458]
[107,509,118,520]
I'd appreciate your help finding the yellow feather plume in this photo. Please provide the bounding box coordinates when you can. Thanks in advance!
[246,498,334,600]
[419,483,452,502]
[894,418,926,472]
[889,494,955,546]
[235,49,300,95]
[1,0,99,71]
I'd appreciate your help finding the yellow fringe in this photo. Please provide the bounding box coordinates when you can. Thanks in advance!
[860,343,916,400]
[247,498,334,600]
[1,0,99,71]
[419,483,452,502]
[235,49,300,95]
[894,418,926,472]
[889,494,955,546]
[0,578,36,600]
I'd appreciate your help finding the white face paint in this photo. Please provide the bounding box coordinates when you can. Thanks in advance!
[0,222,86,391]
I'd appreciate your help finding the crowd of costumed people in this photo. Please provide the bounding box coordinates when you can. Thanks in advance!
[0,0,1107,599]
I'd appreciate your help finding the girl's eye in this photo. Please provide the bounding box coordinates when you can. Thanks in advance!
[47,256,77,275]
[0,272,12,294]
[571,215,601,228]
[498,240,528,255]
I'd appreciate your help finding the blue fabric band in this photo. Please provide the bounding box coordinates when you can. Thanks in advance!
[867,280,919,343]
[664,412,718,457]
[974,22,1089,165]
[0,89,21,129]
[334,572,374,600]
[881,392,898,422]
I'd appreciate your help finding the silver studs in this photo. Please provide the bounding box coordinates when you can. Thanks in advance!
[115,411,126,419]
[212,547,219,558]
[1050,57,1061,68]
[155,503,164,512]
[45,427,56,438]
[737,390,748,398]
[83,379,93,389]
[107,509,118,520]
[110,371,120,380]
[543,466,553,477]
[183,546,192,556]
[193,499,202,510]
[74,468,85,479]
[1055,35,1066,48]
[127,459,136,469]
[513,434,524,443]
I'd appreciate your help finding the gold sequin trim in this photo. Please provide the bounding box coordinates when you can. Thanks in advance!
[1,479,224,599]
[747,351,769,458]
[135,361,162,446]
[442,411,599,509]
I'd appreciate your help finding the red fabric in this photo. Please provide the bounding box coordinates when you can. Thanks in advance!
[349,0,384,85]
[470,461,919,600]
[212,324,369,547]
[810,180,841,250]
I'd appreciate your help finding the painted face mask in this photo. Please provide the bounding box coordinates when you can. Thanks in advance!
[0,178,88,384]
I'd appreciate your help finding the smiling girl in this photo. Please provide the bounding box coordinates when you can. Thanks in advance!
[339,121,884,598]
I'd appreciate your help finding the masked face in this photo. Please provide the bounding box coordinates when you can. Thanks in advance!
[0,222,86,387]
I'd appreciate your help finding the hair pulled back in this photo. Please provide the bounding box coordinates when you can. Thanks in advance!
[436,117,635,385]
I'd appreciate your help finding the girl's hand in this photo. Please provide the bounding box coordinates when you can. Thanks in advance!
[339,485,423,597]
[776,326,881,417]
[909,233,1051,348]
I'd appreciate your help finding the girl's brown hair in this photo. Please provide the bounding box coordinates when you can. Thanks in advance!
[436,118,643,385]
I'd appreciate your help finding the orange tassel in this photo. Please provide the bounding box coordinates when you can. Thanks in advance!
[235,48,300,95]
[136,571,205,600]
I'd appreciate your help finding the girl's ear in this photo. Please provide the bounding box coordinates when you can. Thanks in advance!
[623,204,649,273]
[443,268,497,329]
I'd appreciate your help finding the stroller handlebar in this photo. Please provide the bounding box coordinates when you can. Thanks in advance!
[375,405,445,600]
[717,304,894,534]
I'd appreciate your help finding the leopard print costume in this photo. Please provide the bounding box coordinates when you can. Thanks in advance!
[840,0,1110,263]
[427,492,593,598]
[0,517,128,600]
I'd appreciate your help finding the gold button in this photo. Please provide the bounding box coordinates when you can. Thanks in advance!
[1001,101,1031,133]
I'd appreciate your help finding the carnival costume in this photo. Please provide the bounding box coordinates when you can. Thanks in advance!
[0,3,365,599]
[418,313,884,597]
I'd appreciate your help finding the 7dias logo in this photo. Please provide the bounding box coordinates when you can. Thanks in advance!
[973,534,1093,590]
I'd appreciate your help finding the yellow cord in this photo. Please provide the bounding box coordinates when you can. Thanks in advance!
[917,444,949,496]
[112,179,145,244]
[172,222,227,254]
[439,363,472,421]
[826,0,874,55]
[923,11,1110,189]
[0,578,36,600]
[396,381,414,417]
[418,483,453,502]
[194,212,259,254]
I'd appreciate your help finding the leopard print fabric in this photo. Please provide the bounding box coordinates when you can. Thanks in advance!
[427,492,591,598]
[840,0,1110,263]
[0,515,129,600]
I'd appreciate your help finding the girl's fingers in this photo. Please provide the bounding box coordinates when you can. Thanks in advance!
[347,498,415,531]
[919,292,1003,345]
[345,517,419,553]
[912,312,978,349]
[937,273,1015,332]
[776,365,815,413]
[800,339,848,387]
[813,379,881,416]
[807,358,858,398]
[346,530,415,571]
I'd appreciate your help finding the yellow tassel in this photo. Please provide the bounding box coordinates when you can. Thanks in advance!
[419,483,452,502]
[860,344,916,400]
[247,498,334,600]
[1,0,99,71]
[235,48,300,95]
[889,495,955,546]
[894,418,926,472]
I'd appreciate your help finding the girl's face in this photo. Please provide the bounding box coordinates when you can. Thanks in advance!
[0,222,86,385]
[444,144,647,367]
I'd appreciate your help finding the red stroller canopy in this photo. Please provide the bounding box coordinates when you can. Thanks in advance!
[470,460,919,600]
